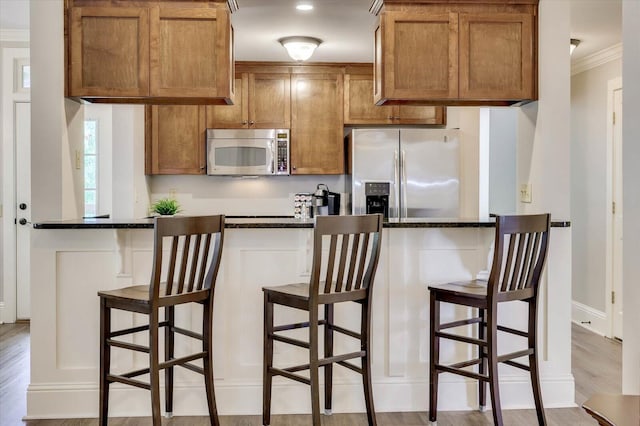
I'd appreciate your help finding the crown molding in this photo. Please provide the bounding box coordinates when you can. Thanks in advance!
[0,29,29,43]
[571,43,622,76]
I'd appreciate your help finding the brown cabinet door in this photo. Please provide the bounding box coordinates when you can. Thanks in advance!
[149,6,233,99]
[459,12,535,100]
[395,105,446,125]
[147,105,206,175]
[69,7,149,97]
[249,73,291,129]
[377,11,458,102]
[206,75,248,128]
[345,74,394,124]
[291,74,344,175]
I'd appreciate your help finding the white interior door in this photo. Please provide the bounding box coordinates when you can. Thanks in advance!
[612,88,623,340]
[15,102,31,320]
[2,47,30,323]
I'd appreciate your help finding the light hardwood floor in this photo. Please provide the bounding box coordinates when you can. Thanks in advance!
[0,323,617,425]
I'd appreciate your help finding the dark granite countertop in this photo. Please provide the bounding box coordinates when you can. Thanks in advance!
[32,217,571,229]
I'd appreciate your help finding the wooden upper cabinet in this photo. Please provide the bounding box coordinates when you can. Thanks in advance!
[375,11,458,104]
[207,75,247,128]
[69,7,150,97]
[345,74,394,124]
[374,2,538,105]
[459,12,534,100]
[66,1,233,104]
[291,73,344,175]
[146,105,206,175]
[346,73,445,125]
[207,73,290,128]
[150,6,233,99]
[250,73,291,128]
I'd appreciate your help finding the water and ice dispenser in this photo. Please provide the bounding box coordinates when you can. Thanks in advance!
[365,182,390,219]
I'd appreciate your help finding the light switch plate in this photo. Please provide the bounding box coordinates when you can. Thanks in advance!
[520,183,532,203]
[75,150,81,170]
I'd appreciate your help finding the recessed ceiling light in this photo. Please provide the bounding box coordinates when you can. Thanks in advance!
[296,4,314,11]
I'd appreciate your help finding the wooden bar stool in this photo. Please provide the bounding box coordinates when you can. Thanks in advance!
[262,214,384,426]
[98,215,225,426]
[428,214,551,426]
[582,394,640,426]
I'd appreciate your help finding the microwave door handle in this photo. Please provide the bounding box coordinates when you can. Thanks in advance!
[269,140,276,174]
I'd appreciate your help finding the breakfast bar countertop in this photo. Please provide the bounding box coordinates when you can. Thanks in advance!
[32,216,571,229]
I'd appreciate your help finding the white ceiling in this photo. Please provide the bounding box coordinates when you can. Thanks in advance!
[0,0,623,62]
[0,0,29,30]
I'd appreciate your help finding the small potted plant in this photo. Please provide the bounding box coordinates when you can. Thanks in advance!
[150,197,181,216]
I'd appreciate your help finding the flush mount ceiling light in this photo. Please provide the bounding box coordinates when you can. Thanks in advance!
[278,36,322,62]
[570,38,581,55]
[296,4,314,11]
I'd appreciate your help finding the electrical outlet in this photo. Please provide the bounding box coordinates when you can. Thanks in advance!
[520,183,532,203]
[169,188,177,198]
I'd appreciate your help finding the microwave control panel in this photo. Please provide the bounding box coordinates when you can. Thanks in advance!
[275,131,289,175]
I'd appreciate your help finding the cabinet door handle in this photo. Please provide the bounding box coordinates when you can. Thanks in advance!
[241,120,248,125]
[292,166,296,170]
[387,116,393,120]
[249,120,255,125]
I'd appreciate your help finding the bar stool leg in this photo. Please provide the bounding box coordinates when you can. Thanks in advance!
[487,311,503,426]
[309,308,321,426]
[478,308,487,412]
[165,306,175,417]
[528,300,547,426]
[149,311,162,426]
[324,304,334,415]
[202,302,219,426]
[428,292,440,425]
[263,295,274,426]
[361,299,377,426]
[99,299,110,426]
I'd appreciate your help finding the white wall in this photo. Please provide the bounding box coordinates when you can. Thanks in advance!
[515,0,573,386]
[570,58,621,315]
[488,108,517,215]
[622,0,640,395]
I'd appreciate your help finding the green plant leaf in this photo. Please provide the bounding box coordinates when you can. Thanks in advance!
[150,198,181,215]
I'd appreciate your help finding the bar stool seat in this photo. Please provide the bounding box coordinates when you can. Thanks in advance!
[262,214,384,426]
[582,394,640,426]
[98,215,225,426]
[428,214,551,426]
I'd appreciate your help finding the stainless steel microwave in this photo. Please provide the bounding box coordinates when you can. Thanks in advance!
[206,129,290,176]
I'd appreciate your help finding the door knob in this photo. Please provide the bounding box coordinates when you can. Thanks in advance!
[19,203,27,210]
[19,218,27,225]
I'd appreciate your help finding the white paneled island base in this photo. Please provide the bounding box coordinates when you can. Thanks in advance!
[28,223,574,419]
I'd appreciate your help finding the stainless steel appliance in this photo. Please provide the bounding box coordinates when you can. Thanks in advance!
[348,128,459,219]
[312,184,341,216]
[206,128,289,176]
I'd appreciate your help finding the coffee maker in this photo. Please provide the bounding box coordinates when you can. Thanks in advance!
[313,184,341,216]
[365,182,389,219]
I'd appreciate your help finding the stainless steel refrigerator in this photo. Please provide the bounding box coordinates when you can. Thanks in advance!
[348,128,460,219]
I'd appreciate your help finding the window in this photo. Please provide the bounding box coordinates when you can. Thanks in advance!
[21,65,30,89]
[14,58,30,93]
[84,120,98,217]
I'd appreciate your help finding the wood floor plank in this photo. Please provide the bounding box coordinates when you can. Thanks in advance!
[0,323,618,425]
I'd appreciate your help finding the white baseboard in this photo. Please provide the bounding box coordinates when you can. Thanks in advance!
[0,302,4,324]
[25,375,576,419]
[572,300,607,336]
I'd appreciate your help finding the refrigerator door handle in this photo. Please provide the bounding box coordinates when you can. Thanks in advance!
[401,149,408,219]
[394,150,400,219]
